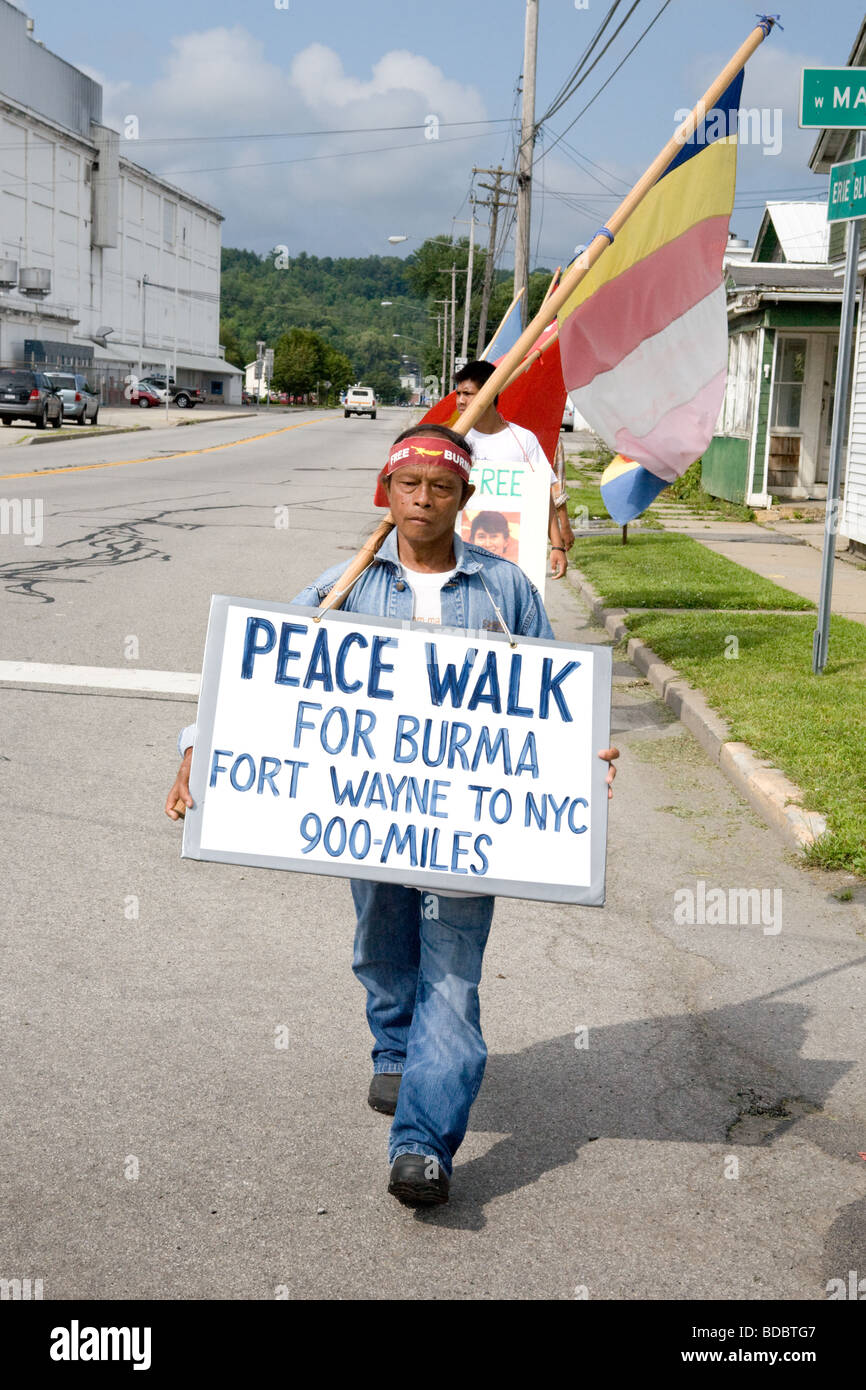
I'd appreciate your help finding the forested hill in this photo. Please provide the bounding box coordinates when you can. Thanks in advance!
[219,248,423,399]
[218,244,553,400]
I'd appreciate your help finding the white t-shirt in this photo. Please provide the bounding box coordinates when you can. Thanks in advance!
[402,563,458,625]
[400,560,480,897]
[465,420,557,487]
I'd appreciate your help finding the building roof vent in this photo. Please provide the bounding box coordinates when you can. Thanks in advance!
[19,267,51,298]
[0,259,18,289]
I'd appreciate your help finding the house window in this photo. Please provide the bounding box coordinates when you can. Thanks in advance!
[772,337,806,429]
[721,330,757,435]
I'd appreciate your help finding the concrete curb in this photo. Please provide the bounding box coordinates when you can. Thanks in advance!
[173,412,251,427]
[6,411,260,448]
[21,426,147,446]
[568,567,828,854]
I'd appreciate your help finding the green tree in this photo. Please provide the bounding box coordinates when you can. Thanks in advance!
[219,321,245,369]
[323,345,353,396]
[273,328,326,396]
[404,235,484,302]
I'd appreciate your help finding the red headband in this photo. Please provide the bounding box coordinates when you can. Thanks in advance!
[373,435,473,507]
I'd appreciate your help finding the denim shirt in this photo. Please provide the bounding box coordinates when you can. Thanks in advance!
[177,529,553,754]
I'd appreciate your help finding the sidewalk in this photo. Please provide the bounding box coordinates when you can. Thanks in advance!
[0,403,263,447]
[653,512,866,627]
[562,430,866,626]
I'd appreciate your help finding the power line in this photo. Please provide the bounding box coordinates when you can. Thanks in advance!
[0,127,508,195]
[540,0,624,121]
[543,128,633,194]
[538,0,643,126]
[534,0,674,170]
[0,117,516,153]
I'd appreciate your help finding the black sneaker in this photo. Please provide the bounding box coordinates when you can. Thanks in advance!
[368,1072,402,1115]
[388,1153,450,1206]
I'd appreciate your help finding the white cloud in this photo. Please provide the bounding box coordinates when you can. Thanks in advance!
[75,62,131,124]
[98,28,496,256]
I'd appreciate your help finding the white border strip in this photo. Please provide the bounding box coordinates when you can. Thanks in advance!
[0,662,200,695]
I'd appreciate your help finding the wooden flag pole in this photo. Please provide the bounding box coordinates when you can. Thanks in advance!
[449,18,776,440]
[541,266,563,303]
[502,326,559,386]
[314,516,396,617]
[318,18,777,614]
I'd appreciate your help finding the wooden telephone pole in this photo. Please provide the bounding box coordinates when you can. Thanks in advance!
[473,165,517,357]
[513,0,539,329]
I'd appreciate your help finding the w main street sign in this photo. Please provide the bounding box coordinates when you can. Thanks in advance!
[800,69,866,128]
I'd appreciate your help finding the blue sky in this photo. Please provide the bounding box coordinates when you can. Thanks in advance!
[27,0,866,264]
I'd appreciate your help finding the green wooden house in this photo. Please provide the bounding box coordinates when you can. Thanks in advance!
[702,208,845,506]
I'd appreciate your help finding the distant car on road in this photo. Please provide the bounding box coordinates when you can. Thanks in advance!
[344,386,377,419]
[562,396,575,432]
[45,372,99,425]
[0,369,63,429]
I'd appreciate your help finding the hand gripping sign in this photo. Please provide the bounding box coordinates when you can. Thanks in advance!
[182,597,612,905]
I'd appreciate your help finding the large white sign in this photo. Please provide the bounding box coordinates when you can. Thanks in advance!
[459,457,551,591]
[182,598,612,905]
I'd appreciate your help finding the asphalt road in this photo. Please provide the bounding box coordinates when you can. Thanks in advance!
[1,406,864,1300]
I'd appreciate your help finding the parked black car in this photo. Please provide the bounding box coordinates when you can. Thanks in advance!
[0,369,64,429]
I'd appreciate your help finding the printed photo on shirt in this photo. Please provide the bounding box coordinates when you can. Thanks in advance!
[462,509,520,561]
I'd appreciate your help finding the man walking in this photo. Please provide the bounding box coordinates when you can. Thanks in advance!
[166,423,617,1208]
[454,360,570,578]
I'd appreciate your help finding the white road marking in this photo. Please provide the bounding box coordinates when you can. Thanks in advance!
[0,661,199,695]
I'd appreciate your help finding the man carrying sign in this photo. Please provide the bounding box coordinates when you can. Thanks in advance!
[166,423,618,1208]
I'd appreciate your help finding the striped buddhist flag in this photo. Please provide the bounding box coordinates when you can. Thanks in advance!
[558,71,744,484]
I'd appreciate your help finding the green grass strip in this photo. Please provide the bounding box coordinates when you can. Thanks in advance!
[571,532,814,611]
[624,611,866,875]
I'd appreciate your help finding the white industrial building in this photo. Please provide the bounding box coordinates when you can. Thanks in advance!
[0,0,242,403]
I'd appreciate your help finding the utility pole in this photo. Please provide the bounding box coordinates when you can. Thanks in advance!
[434,297,449,397]
[474,166,517,355]
[450,261,457,386]
[513,0,539,329]
[460,208,476,364]
[137,275,148,378]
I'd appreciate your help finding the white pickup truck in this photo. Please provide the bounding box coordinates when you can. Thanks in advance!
[344,386,377,419]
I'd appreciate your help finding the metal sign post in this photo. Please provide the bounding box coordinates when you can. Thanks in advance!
[813,129,866,674]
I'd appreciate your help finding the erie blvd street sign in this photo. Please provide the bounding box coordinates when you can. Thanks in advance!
[828,157,866,223]
[801,68,866,128]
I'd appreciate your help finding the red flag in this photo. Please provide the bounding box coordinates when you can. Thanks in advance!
[420,330,566,466]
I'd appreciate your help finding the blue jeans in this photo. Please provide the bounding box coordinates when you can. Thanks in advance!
[350,880,495,1180]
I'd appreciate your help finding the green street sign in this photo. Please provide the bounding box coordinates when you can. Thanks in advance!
[800,68,866,128]
[828,157,866,222]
